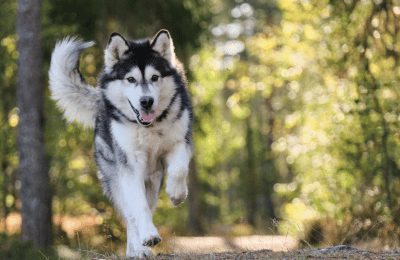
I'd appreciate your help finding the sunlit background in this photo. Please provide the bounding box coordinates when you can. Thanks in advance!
[1,0,400,257]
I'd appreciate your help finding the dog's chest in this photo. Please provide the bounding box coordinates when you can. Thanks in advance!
[111,121,176,164]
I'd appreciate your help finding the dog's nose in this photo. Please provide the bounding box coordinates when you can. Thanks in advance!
[140,96,154,110]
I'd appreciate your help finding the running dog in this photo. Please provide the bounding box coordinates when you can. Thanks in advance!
[49,30,193,257]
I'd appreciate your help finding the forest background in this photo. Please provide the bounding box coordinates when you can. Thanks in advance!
[1,0,400,258]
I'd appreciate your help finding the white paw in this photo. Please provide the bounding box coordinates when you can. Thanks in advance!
[138,223,161,247]
[166,177,187,206]
[126,244,153,258]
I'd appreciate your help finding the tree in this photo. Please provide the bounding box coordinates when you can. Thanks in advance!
[16,0,52,248]
[187,159,202,234]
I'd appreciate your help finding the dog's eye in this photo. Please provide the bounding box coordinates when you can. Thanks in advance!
[127,77,136,83]
[151,75,159,82]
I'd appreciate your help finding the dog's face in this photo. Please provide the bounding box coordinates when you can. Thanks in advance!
[101,30,177,126]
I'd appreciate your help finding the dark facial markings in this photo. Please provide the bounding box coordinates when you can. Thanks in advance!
[100,39,176,89]
[140,82,150,93]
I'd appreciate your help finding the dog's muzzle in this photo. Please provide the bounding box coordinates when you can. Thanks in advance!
[127,99,156,126]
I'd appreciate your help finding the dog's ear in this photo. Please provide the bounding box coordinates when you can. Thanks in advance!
[151,30,176,67]
[104,32,129,68]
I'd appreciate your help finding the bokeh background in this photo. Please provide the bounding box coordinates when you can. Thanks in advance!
[1,0,400,258]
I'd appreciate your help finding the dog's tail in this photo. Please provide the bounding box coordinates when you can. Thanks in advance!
[49,37,101,128]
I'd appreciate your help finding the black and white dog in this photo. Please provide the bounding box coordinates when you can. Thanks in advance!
[49,30,193,257]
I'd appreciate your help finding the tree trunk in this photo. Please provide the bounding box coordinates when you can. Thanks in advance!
[245,116,257,226]
[16,0,52,248]
[187,158,202,234]
[263,96,277,220]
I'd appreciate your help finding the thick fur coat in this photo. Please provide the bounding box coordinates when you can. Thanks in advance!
[49,30,193,257]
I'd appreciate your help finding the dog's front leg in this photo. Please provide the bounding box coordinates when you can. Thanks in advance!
[118,154,161,257]
[125,223,153,258]
[165,142,192,206]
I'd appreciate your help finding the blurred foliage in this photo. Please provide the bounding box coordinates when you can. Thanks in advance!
[262,0,400,247]
[0,233,57,260]
[1,0,400,256]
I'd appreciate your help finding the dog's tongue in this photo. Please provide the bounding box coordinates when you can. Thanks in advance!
[140,110,156,124]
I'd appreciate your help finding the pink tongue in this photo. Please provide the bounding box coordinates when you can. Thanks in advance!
[140,110,156,123]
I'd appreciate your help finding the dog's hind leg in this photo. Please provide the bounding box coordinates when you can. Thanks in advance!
[145,170,164,213]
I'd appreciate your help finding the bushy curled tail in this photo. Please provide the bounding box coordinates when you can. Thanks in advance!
[49,37,101,128]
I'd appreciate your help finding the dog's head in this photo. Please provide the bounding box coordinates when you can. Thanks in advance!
[101,30,177,126]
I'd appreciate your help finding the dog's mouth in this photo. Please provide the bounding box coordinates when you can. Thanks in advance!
[127,99,156,126]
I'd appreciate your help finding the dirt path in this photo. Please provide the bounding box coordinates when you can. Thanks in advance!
[153,245,400,260]
[167,235,297,253]
[57,236,400,259]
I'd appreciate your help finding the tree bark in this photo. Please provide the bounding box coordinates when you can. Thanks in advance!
[187,158,202,234]
[16,0,52,248]
[264,96,277,220]
[245,116,257,226]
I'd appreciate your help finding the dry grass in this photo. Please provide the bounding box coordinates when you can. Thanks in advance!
[161,235,297,254]
[68,247,400,260]
[52,217,400,259]
[57,237,400,260]
[152,250,400,260]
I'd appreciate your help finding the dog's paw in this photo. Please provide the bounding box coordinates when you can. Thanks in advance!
[126,245,153,258]
[166,177,187,206]
[143,235,162,247]
[139,224,161,248]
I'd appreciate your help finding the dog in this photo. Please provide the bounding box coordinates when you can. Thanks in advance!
[49,30,193,257]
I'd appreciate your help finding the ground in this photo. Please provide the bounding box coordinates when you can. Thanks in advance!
[153,248,400,260]
[58,236,400,260]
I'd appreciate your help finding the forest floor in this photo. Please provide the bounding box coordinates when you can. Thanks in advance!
[71,246,400,260]
[151,247,400,260]
[58,236,400,260]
